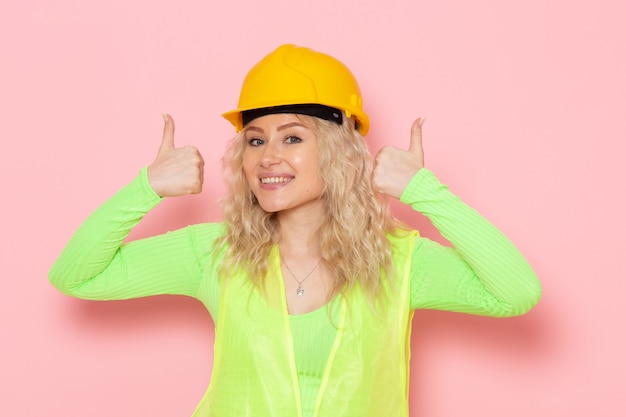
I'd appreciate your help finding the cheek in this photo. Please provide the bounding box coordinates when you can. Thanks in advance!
[304,156,323,191]
[242,153,255,179]
[243,169,256,188]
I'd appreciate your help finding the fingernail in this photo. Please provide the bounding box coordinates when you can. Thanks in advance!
[419,117,426,127]
[162,114,168,123]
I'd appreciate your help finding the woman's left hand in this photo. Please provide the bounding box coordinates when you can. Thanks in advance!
[372,118,425,199]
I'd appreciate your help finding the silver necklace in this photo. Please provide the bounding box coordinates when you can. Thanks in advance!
[283,258,322,296]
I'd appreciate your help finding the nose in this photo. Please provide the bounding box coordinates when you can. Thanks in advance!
[260,142,281,167]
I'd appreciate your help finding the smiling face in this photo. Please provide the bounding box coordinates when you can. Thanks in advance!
[242,113,324,217]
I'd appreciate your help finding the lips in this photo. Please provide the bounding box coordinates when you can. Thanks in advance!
[260,176,294,184]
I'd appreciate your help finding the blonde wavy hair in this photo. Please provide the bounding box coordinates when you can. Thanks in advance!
[217,115,407,304]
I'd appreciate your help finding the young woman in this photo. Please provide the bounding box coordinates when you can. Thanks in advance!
[50,44,541,417]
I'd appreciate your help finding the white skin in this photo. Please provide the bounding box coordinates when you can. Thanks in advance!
[148,113,425,314]
[242,114,325,216]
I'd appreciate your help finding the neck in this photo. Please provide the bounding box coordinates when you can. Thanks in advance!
[276,205,324,256]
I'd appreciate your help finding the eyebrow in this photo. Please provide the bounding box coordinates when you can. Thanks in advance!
[245,122,308,134]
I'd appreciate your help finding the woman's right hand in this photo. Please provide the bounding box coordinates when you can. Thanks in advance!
[147,114,204,197]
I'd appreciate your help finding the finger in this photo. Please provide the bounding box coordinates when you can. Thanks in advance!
[160,113,176,152]
[408,117,424,155]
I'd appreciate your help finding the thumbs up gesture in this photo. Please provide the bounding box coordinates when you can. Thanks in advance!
[147,114,205,197]
[371,118,425,199]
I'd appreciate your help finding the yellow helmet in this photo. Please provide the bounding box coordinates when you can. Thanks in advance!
[222,44,370,135]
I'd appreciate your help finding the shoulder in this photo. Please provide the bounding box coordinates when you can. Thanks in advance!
[185,222,227,241]
[386,229,420,247]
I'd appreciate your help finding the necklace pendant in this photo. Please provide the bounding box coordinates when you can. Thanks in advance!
[296,286,304,296]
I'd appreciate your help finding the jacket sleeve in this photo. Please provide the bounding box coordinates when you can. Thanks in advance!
[401,169,541,317]
[48,167,219,302]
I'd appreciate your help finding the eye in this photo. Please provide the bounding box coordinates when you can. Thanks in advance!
[248,137,264,147]
[285,136,302,144]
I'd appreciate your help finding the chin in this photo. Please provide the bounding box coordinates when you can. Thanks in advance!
[255,200,285,213]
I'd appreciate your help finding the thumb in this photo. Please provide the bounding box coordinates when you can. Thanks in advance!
[408,117,424,155]
[159,113,176,152]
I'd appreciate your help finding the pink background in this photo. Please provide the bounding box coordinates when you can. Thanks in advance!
[1,0,624,416]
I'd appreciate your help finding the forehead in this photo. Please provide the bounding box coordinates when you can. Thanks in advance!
[244,113,316,133]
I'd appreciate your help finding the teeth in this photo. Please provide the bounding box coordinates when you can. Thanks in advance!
[261,177,292,184]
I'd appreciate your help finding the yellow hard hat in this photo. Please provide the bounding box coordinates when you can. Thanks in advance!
[222,44,370,135]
